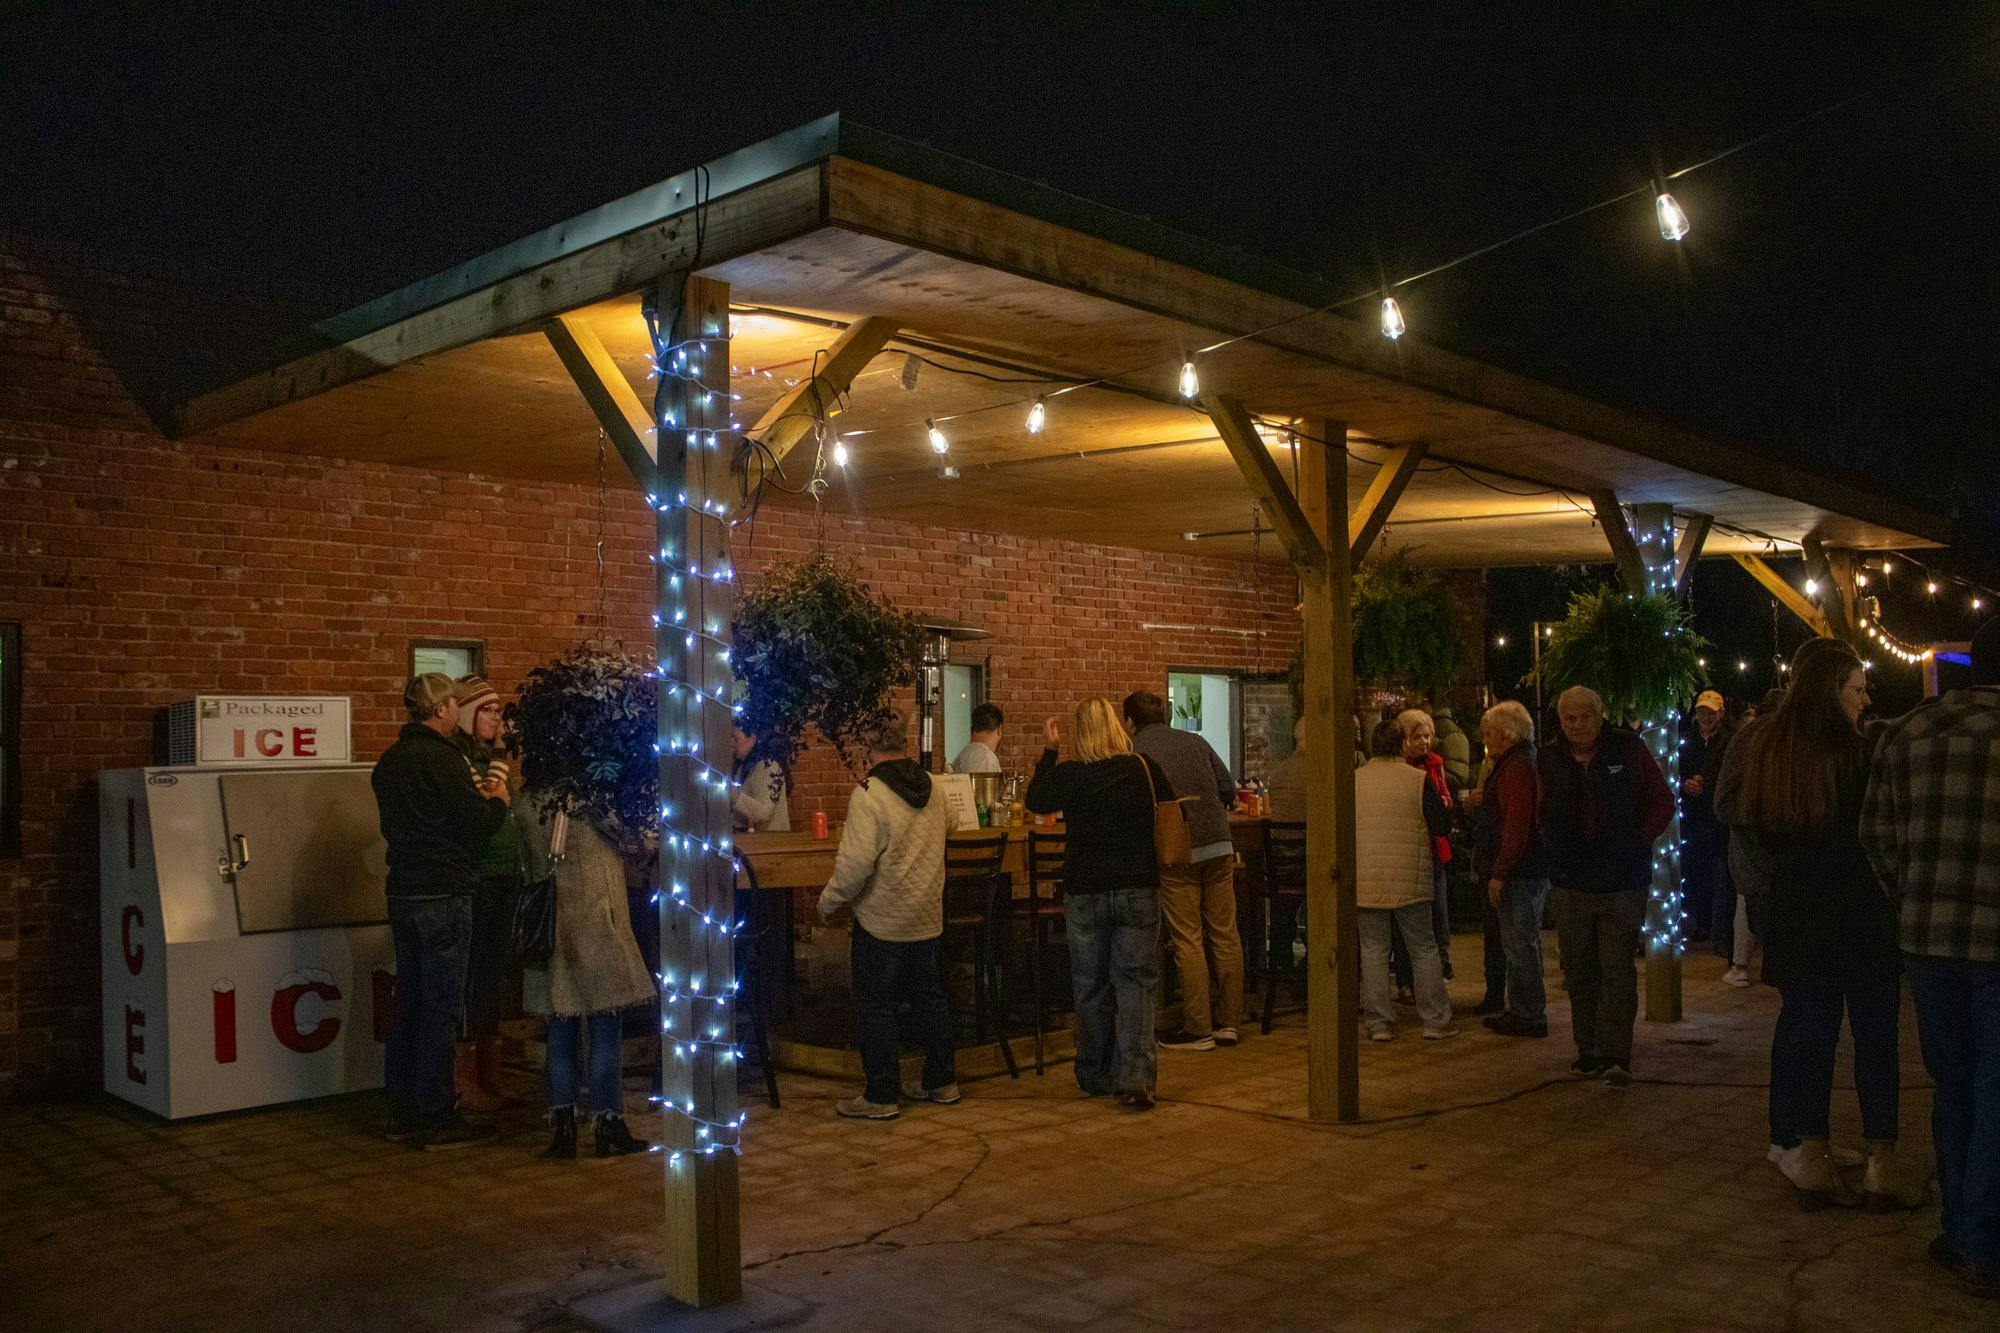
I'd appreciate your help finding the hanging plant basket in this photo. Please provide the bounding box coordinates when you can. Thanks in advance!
[1527,585,1710,723]
[1287,553,1469,711]
[731,550,926,780]
[503,646,659,852]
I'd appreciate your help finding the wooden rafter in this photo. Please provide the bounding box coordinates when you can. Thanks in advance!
[1801,536,1857,641]
[542,316,658,493]
[746,316,899,474]
[1348,440,1428,565]
[1673,513,1712,601]
[1201,395,1327,575]
[1732,554,1833,638]
[1588,490,1646,593]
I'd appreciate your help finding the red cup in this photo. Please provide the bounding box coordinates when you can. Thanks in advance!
[813,810,829,839]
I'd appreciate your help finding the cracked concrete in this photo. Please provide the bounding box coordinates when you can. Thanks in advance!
[2,948,1991,1330]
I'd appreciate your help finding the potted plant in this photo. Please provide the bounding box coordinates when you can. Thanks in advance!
[1287,552,1470,711]
[1527,585,1710,723]
[503,645,660,852]
[731,550,926,781]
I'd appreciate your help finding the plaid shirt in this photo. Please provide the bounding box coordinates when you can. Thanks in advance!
[1860,687,2000,961]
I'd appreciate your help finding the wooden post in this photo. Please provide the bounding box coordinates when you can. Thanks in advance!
[1588,491,1646,595]
[1630,502,1682,1024]
[1299,422,1359,1122]
[654,273,742,1307]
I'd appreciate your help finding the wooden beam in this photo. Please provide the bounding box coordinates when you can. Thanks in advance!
[1826,547,1864,643]
[1589,490,1645,593]
[1201,395,1326,575]
[1673,513,1712,601]
[542,316,658,493]
[1347,440,1428,565]
[655,273,743,1309]
[1731,554,1833,638]
[173,166,825,438]
[747,316,900,475]
[1297,420,1359,1122]
[1801,536,1856,641]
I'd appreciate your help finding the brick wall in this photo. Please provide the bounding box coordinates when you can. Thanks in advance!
[0,235,1342,1096]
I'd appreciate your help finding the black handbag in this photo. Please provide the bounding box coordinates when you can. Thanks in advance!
[512,809,566,965]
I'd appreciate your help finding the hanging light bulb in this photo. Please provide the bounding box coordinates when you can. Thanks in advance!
[1976,596,1986,611]
[1495,635,1508,647]
[1026,396,1047,436]
[831,438,850,468]
[1656,191,1691,241]
[1927,581,1939,595]
[1856,572,1869,587]
[1380,296,1406,340]
[1804,578,1819,595]
[1736,660,1749,673]
[1178,360,1200,399]
[926,419,949,455]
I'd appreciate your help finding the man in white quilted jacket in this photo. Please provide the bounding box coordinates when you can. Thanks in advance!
[818,712,959,1120]
[1355,717,1460,1041]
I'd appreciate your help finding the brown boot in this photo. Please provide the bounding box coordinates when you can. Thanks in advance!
[475,1035,519,1107]
[454,1041,507,1114]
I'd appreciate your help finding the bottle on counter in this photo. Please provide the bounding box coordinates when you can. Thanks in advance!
[812,809,829,840]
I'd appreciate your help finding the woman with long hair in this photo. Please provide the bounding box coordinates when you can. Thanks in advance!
[1025,697,1177,1112]
[1715,638,1923,1209]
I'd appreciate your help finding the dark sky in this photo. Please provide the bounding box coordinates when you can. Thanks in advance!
[6,1,1998,577]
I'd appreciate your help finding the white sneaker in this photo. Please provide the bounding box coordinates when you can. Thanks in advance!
[1722,966,1752,988]
[1212,1027,1240,1048]
[1422,1025,1462,1041]
[834,1096,900,1120]
[1368,1026,1394,1043]
[1772,1138,1860,1208]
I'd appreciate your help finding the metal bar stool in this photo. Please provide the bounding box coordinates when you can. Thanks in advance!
[942,834,1018,1077]
[1256,820,1308,1034]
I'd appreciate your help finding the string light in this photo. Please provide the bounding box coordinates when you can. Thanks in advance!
[1380,296,1407,340]
[1655,192,1691,241]
[1178,360,1200,399]
[831,437,851,468]
[1804,578,1819,595]
[926,419,950,454]
[1026,396,1047,435]
[1494,634,1508,647]
[1927,581,1939,595]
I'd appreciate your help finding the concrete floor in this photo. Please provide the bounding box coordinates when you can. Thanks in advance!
[2,945,1988,1332]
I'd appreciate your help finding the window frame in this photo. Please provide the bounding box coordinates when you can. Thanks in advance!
[407,638,486,682]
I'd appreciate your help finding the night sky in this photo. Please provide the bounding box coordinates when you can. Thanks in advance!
[6,2,1996,712]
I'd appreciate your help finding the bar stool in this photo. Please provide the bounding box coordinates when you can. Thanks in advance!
[1254,820,1308,1034]
[1020,831,1067,1074]
[941,834,1019,1078]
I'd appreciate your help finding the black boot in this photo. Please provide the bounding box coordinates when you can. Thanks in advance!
[541,1106,577,1160]
[594,1112,650,1159]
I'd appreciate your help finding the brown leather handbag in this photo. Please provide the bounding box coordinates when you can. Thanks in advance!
[1135,754,1195,870]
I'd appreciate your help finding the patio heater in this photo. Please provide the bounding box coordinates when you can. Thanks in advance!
[915,616,990,772]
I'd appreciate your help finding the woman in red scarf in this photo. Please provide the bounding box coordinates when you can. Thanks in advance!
[1398,708,1456,984]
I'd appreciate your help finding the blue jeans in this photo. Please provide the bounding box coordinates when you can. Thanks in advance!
[1499,877,1550,1023]
[386,895,474,1126]
[1065,889,1159,1097]
[1768,977,1901,1148]
[546,1009,626,1117]
[851,925,955,1106]
[1905,954,2000,1268]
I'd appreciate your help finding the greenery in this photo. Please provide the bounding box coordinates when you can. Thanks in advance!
[504,646,658,851]
[1287,553,1469,710]
[1527,585,1711,723]
[731,550,926,780]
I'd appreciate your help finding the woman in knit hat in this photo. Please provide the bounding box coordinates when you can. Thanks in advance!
[450,674,523,1112]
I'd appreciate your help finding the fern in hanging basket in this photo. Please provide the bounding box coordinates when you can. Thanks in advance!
[1528,585,1711,723]
[1286,553,1468,711]
[731,550,926,780]
[503,645,659,851]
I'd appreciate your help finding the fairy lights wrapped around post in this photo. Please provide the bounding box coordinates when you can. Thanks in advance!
[1631,502,1687,1023]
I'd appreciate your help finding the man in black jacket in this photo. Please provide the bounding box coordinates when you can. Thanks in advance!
[373,673,510,1148]
[1539,686,1674,1086]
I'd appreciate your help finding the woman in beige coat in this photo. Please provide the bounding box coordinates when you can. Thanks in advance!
[1354,717,1459,1041]
[516,788,657,1160]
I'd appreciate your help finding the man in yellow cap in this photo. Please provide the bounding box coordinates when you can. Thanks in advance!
[1681,689,1734,954]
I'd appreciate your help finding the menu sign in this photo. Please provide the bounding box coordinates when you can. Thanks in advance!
[196,697,352,765]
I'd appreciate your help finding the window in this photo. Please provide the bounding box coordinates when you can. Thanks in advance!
[1167,671,1238,774]
[1,622,19,858]
[408,639,484,682]
[941,662,985,767]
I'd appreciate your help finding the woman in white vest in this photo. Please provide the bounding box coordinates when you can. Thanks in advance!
[1355,717,1460,1041]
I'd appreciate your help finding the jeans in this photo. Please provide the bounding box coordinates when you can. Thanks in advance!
[387,895,474,1126]
[1904,954,2000,1268]
[1480,897,1507,1003]
[1681,824,1723,938]
[1768,977,1901,1148]
[1498,877,1550,1023]
[1361,901,1452,1033]
[547,1009,625,1116]
[851,925,955,1106]
[1551,887,1647,1063]
[1159,856,1243,1037]
[1065,889,1160,1096]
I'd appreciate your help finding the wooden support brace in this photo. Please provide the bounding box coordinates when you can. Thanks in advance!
[1588,490,1645,593]
[1202,395,1328,576]
[1801,537,1856,641]
[1672,513,1712,601]
[1347,440,1428,565]
[746,316,899,475]
[1731,554,1833,638]
[544,316,660,494]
